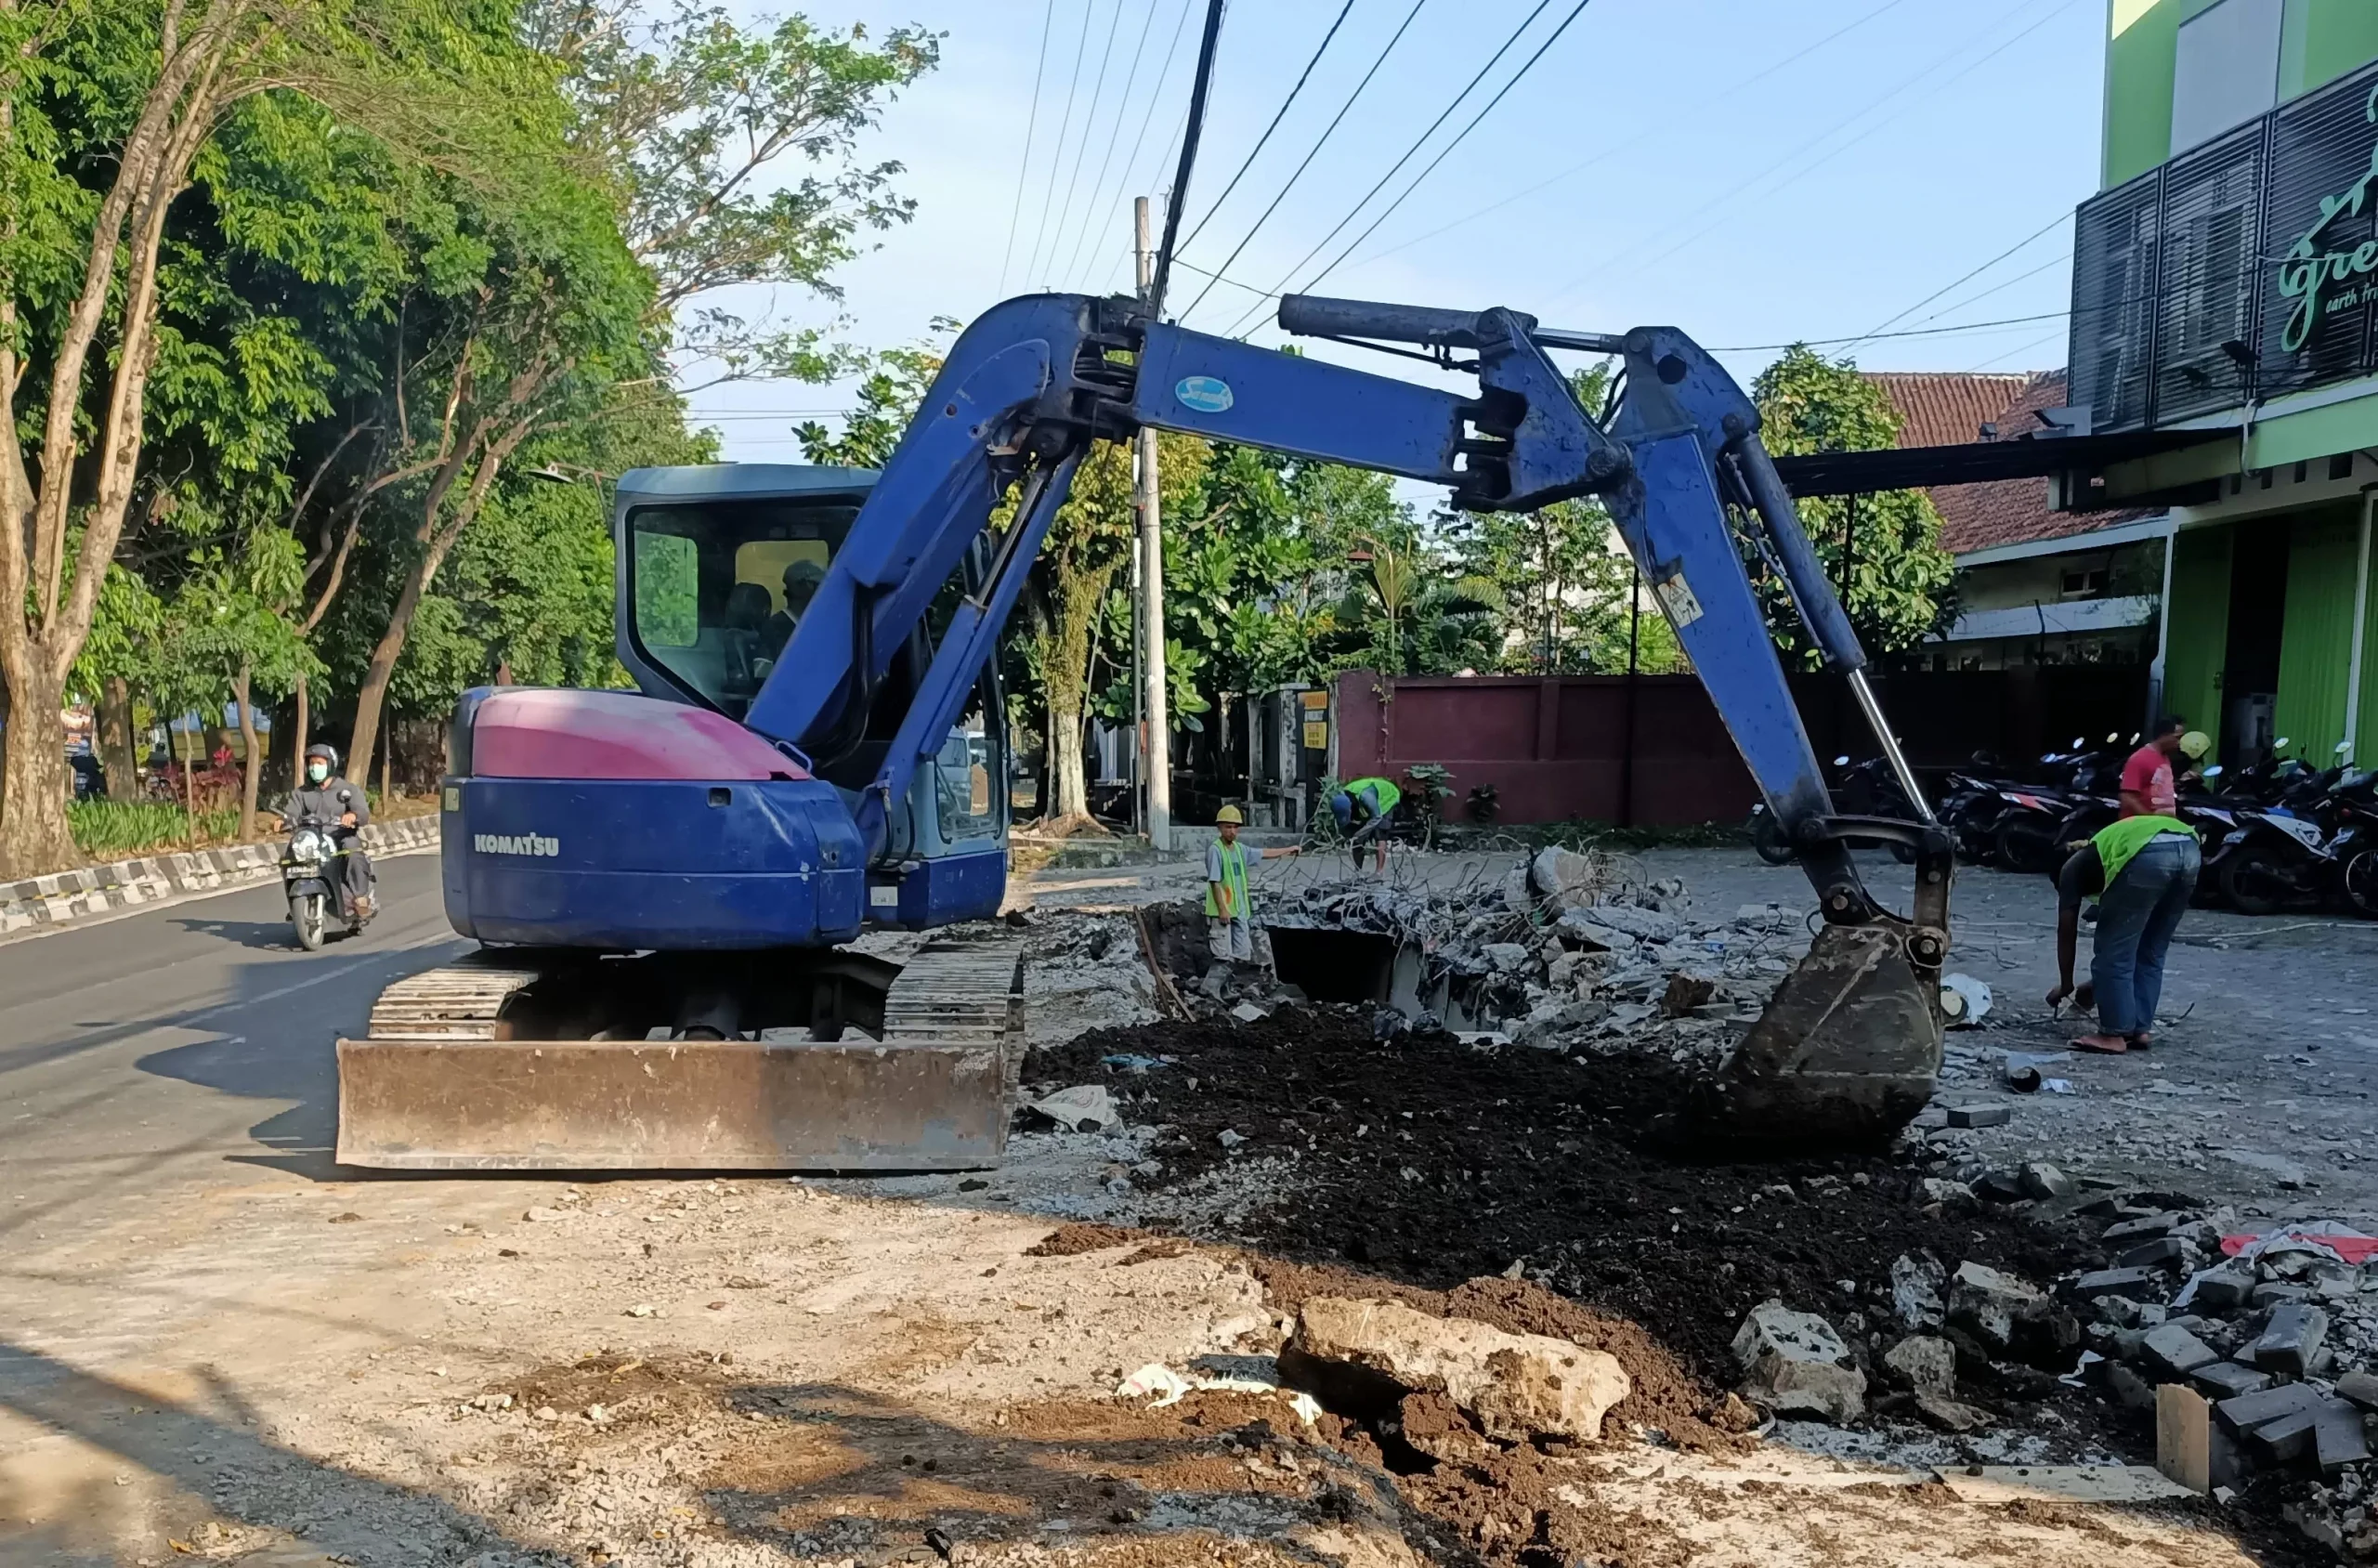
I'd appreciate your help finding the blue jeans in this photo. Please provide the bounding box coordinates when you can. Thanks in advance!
[2092,834,2200,1035]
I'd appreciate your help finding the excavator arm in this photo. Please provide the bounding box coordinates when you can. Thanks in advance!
[745,290,1953,1148]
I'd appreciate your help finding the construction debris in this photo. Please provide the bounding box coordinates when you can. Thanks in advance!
[1287,1294,1632,1442]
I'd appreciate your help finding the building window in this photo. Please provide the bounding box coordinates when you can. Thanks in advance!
[2059,567,2109,600]
[2172,0,2282,156]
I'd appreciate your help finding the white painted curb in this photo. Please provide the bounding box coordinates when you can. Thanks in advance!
[0,816,439,935]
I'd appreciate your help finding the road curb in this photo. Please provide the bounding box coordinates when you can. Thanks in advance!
[0,816,440,935]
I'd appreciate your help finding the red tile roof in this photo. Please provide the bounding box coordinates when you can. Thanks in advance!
[1864,370,2151,556]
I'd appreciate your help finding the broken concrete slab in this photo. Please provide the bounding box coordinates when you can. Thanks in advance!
[2102,1211,2180,1243]
[2019,1161,2074,1200]
[1914,1392,1993,1432]
[2189,1361,2271,1401]
[2214,1381,2322,1434]
[2116,1235,2188,1273]
[1731,1300,1865,1424]
[2106,1363,2157,1411]
[2250,1406,2317,1465]
[1945,1104,2011,1129]
[2067,1267,2162,1302]
[1882,1335,1956,1397]
[1937,1466,2197,1507]
[1889,1253,1945,1331]
[2140,1322,2220,1379]
[2182,1268,2254,1314]
[2315,1398,2371,1470]
[2335,1370,2378,1411]
[1290,1296,1629,1444]
[2250,1303,2330,1375]
[1946,1261,2046,1353]
[1027,1084,1123,1132]
[2157,1385,2243,1495]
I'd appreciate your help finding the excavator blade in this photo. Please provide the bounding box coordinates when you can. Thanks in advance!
[335,938,1025,1171]
[1690,921,1942,1152]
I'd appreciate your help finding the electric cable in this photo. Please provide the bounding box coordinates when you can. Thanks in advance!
[1291,0,1598,303]
[1174,0,1359,257]
[1149,0,1230,315]
[1352,0,1913,270]
[1169,0,1430,323]
[1543,0,2076,309]
[1036,0,1130,286]
[1845,210,2072,349]
[1022,0,1099,290]
[998,0,1062,295]
[1217,0,1567,338]
[1091,0,1201,294]
[1052,0,1175,288]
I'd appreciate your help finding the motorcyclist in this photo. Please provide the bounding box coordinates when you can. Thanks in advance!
[289,743,375,921]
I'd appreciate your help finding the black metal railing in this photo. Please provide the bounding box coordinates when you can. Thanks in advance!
[2071,57,2378,431]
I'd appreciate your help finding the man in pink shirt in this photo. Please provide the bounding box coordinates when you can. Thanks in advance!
[2120,717,2190,818]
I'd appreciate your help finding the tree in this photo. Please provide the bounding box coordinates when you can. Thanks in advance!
[1749,346,1955,664]
[0,0,529,871]
[794,330,950,469]
[336,3,940,788]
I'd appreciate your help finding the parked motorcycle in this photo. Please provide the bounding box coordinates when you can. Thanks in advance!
[280,811,371,950]
[2202,741,2358,916]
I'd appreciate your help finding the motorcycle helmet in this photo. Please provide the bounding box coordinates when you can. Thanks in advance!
[305,743,339,766]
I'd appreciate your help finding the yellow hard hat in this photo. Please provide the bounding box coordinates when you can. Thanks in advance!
[1214,804,1244,824]
[2179,730,2211,760]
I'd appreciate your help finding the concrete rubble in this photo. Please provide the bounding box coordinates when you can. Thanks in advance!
[1731,1300,1867,1423]
[1287,1294,1632,1443]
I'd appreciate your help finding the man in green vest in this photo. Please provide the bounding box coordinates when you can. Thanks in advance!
[1327,776,1404,873]
[2047,812,2202,1053]
[1207,804,1300,964]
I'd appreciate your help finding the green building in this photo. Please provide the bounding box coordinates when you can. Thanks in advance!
[2073,0,2378,767]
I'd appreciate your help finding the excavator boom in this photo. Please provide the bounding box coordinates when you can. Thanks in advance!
[340,288,1949,1170]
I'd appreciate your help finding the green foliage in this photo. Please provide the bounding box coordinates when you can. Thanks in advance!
[794,328,951,468]
[1750,346,1957,662]
[68,801,242,858]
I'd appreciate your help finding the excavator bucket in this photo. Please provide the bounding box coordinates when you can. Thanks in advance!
[1689,921,1943,1152]
[335,937,1026,1170]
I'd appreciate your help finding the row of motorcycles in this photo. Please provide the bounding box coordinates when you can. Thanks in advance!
[1751,736,2378,918]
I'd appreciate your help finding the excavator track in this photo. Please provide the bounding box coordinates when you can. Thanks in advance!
[335,937,1026,1171]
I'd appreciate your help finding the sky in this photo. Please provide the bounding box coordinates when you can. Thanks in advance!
[690,0,2110,464]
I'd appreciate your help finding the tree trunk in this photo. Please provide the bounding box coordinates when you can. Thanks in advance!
[234,663,261,834]
[346,546,439,791]
[101,676,140,801]
[1048,701,1088,821]
[292,670,308,793]
[0,662,73,877]
[179,716,196,843]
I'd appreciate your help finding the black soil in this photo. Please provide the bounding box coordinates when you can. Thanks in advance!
[1028,1007,2094,1386]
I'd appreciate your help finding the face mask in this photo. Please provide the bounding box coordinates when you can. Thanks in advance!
[307,763,329,783]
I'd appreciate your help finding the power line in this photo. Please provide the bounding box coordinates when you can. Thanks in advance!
[998,0,1061,294]
[1961,332,2064,373]
[1905,248,2072,331]
[1705,307,2075,354]
[1022,1,1097,290]
[1092,0,1201,294]
[1149,0,1230,315]
[1170,0,1430,323]
[1174,0,1359,258]
[1349,0,1914,270]
[1219,0,1565,337]
[1844,209,2071,349]
[1053,0,1174,289]
[1543,0,2075,309]
[1292,0,1597,302]
[1039,0,1130,286]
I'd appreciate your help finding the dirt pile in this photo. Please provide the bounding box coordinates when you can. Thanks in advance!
[1027,1007,2088,1385]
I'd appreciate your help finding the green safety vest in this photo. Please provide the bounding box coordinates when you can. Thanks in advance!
[2094,814,2197,887]
[1347,777,1402,818]
[1206,837,1249,919]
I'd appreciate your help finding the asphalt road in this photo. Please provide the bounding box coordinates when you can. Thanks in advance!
[0,852,466,1233]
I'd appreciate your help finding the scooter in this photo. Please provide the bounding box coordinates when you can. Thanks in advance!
[2202,741,2357,916]
[281,811,372,950]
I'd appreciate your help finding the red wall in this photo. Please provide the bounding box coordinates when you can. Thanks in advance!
[1331,665,2151,826]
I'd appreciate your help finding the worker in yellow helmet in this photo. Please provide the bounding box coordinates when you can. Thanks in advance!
[1206,804,1300,965]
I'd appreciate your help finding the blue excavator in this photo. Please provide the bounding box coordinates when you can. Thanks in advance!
[335,291,1953,1170]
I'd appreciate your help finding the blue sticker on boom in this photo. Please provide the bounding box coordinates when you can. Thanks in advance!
[1173,375,1235,413]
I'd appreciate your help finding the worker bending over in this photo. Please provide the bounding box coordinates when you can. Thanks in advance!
[2047,812,2201,1054]
[1328,776,1403,872]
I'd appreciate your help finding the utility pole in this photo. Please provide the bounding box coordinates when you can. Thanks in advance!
[1135,195,1172,851]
